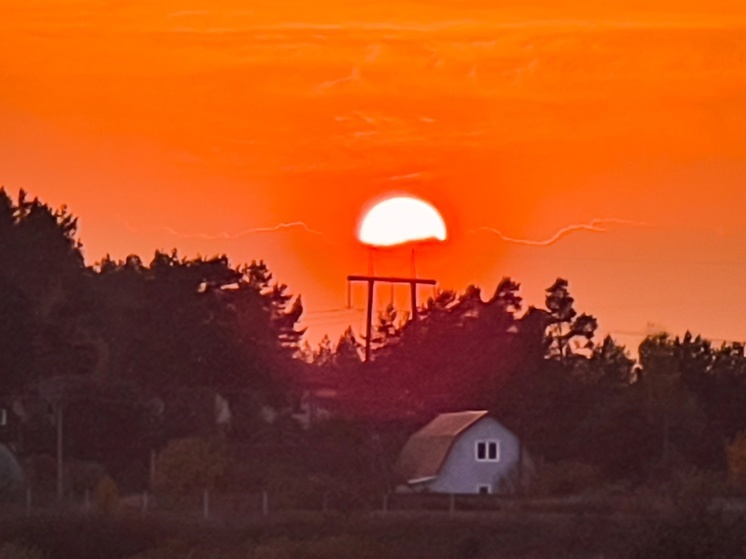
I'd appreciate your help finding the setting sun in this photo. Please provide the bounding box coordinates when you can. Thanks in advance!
[358,196,448,247]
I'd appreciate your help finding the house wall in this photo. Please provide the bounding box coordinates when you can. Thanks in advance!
[427,417,522,494]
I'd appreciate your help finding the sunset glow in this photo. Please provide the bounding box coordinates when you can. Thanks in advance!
[358,196,447,247]
[2,1,746,346]
[4,1,746,539]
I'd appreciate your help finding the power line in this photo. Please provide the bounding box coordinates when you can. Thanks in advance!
[304,308,364,316]
[474,251,746,268]
[606,330,746,345]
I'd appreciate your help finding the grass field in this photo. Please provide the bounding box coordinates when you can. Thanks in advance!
[2,501,742,559]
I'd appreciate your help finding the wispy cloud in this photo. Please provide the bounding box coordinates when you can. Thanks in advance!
[118,218,331,243]
[159,18,746,35]
[387,172,425,181]
[365,44,382,63]
[166,10,211,20]
[473,218,652,246]
[315,66,361,92]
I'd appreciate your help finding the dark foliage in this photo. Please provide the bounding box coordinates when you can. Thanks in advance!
[4,189,746,494]
[0,190,305,486]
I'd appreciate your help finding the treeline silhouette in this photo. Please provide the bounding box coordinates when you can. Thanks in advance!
[317,282,746,481]
[2,189,746,494]
[0,189,305,487]
[305,277,745,483]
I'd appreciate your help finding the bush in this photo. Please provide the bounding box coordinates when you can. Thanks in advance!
[529,460,600,497]
[618,467,725,517]
[154,437,228,500]
[94,475,119,513]
[727,431,746,491]
[67,459,107,495]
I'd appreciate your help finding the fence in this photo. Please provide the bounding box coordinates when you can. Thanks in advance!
[5,486,746,526]
[141,491,523,521]
[1,487,606,523]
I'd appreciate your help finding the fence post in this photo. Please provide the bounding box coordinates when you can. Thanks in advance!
[149,449,157,490]
[203,489,210,521]
[25,487,31,517]
[449,493,455,517]
[261,490,269,517]
[142,491,149,514]
[382,493,389,515]
[322,492,328,513]
[83,489,91,513]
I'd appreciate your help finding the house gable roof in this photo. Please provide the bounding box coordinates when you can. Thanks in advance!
[396,410,489,483]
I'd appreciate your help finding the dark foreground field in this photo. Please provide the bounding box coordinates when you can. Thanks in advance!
[0,505,745,559]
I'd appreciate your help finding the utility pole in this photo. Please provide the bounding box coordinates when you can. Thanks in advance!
[347,275,437,362]
[149,448,157,490]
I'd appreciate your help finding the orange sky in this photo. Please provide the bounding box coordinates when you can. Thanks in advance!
[3,1,746,353]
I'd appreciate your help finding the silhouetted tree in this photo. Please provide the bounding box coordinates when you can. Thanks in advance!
[544,278,597,361]
[637,334,720,474]
[340,279,527,419]
[334,327,363,370]
[372,304,405,351]
[310,335,335,367]
[0,189,93,391]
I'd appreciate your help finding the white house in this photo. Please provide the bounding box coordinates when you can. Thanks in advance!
[395,410,531,494]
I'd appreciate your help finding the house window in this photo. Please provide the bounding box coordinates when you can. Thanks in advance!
[475,440,500,461]
[478,484,491,495]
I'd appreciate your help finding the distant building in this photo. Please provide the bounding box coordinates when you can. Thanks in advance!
[395,410,531,494]
[0,443,23,497]
[0,398,22,449]
[291,388,339,429]
[0,403,10,446]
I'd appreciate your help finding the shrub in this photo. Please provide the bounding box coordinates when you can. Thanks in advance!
[67,459,107,495]
[529,460,600,497]
[94,475,119,513]
[727,431,746,491]
[154,437,228,500]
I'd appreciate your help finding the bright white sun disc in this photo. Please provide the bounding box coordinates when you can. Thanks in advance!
[358,196,447,247]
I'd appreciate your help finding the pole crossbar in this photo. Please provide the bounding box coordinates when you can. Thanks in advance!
[347,275,437,362]
[347,275,437,286]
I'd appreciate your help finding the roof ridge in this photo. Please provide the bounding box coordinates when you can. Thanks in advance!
[395,410,492,484]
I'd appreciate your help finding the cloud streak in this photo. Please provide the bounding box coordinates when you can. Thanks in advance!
[315,66,361,92]
[118,219,331,243]
[157,18,746,35]
[387,172,425,181]
[474,218,652,247]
